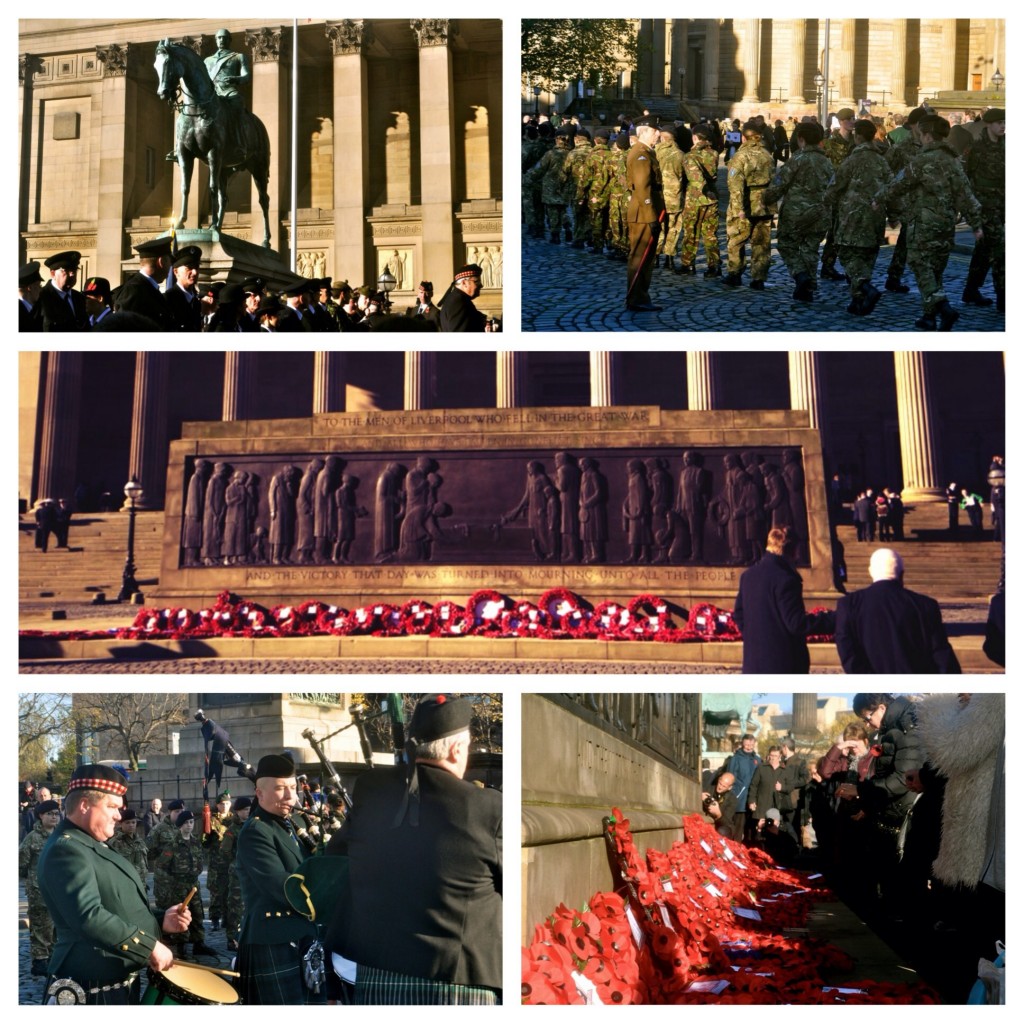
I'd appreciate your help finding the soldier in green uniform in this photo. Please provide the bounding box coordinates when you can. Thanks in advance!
[883,106,926,292]
[823,120,894,315]
[204,792,233,929]
[724,123,776,289]
[586,132,613,255]
[678,126,722,277]
[222,796,252,952]
[764,121,833,300]
[625,116,665,311]
[107,809,149,888]
[820,107,857,280]
[562,131,595,248]
[146,798,184,872]
[524,131,571,244]
[155,810,217,959]
[961,108,1005,312]
[604,134,631,261]
[654,128,685,271]
[19,799,61,976]
[521,123,552,239]
[876,113,984,330]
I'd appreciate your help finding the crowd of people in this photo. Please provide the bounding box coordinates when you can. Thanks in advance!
[19,243,498,333]
[523,103,1003,328]
[19,695,502,1005]
[700,692,1005,1002]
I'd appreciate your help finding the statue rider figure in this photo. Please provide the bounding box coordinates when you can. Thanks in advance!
[206,29,250,165]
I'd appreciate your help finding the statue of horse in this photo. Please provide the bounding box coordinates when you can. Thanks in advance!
[700,693,760,753]
[154,40,272,247]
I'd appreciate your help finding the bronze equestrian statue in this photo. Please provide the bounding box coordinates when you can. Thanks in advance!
[155,35,272,247]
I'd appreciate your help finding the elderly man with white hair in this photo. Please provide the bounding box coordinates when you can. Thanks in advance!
[834,547,961,673]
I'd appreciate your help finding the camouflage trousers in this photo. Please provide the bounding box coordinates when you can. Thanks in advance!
[657,210,683,256]
[906,226,954,313]
[27,885,54,960]
[208,863,230,922]
[225,866,244,943]
[543,203,568,236]
[967,207,1005,296]
[522,185,544,235]
[679,201,720,268]
[821,220,840,271]
[589,201,609,248]
[726,215,772,280]
[838,244,881,299]
[155,876,206,944]
[886,221,909,280]
[607,194,629,254]
[571,202,592,243]
[776,226,823,279]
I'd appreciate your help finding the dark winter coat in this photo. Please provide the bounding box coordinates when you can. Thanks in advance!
[733,553,810,673]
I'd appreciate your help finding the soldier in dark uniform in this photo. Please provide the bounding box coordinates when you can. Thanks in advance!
[19,261,43,332]
[163,246,203,332]
[408,281,439,321]
[625,115,665,312]
[238,276,266,332]
[36,764,192,1004]
[438,264,487,331]
[29,251,88,332]
[277,282,317,333]
[962,108,1005,312]
[82,277,114,328]
[114,237,177,330]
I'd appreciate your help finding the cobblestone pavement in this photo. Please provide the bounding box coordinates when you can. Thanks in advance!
[522,168,1004,333]
[19,870,231,1005]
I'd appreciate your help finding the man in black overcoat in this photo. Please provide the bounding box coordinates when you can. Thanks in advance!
[438,264,487,331]
[835,548,961,673]
[326,694,502,1004]
[733,525,810,673]
[19,260,43,331]
[163,246,203,331]
[114,237,177,330]
[29,251,89,332]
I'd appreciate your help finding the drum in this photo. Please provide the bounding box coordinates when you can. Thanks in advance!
[141,963,240,1005]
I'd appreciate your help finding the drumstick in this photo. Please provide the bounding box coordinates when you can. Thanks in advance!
[170,958,240,979]
[180,886,198,909]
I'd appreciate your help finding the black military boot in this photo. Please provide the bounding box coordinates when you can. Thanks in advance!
[663,255,675,272]
[749,279,765,290]
[792,272,813,302]
[961,281,994,306]
[885,274,910,293]
[820,266,846,281]
[549,231,560,244]
[564,225,574,243]
[31,958,49,977]
[722,272,743,287]
[915,311,937,330]
[846,293,864,315]
[936,299,960,331]
[704,264,721,278]
[861,283,883,314]
[570,238,585,249]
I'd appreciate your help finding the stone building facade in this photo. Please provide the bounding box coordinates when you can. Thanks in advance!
[19,18,502,314]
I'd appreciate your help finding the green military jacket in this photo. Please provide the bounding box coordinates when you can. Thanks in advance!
[823,141,893,246]
[727,140,776,219]
[886,135,921,175]
[822,130,855,170]
[963,130,1004,213]
[145,817,175,869]
[158,830,204,886]
[19,820,54,888]
[879,140,983,236]
[603,146,628,203]
[37,818,162,984]
[655,139,685,213]
[235,804,318,946]
[524,143,570,205]
[764,145,833,237]
[586,140,612,210]
[682,142,719,207]
[561,137,594,204]
[107,830,149,885]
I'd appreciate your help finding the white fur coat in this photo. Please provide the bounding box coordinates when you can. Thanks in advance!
[915,692,1005,888]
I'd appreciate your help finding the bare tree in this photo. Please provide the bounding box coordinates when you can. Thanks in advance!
[76,693,190,770]
[349,693,503,754]
[19,693,73,779]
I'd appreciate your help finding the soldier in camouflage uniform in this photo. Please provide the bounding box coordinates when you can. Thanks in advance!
[655,128,685,270]
[820,108,857,280]
[724,124,776,288]
[522,123,553,239]
[107,808,149,887]
[155,810,217,958]
[876,114,984,330]
[962,108,1005,312]
[146,798,184,870]
[222,796,252,952]
[562,132,595,247]
[203,792,233,929]
[678,126,721,277]
[883,106,926,292]
[523,131,571,243]
[823,120,894,315]
[18,800,60,975]
[764,121,833,300]
[604,134,631,261]
[586,132,613,254]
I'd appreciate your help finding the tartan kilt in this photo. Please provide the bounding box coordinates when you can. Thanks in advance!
[354,964,499,1005]
[238,941,326,1005]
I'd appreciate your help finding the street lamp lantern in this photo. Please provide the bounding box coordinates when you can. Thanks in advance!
[533,84,541,115]
[118,477,144,602]
[991,68,1004,92]
[813,70,825,125]
[677,66,686,101]
[377,265,396,314]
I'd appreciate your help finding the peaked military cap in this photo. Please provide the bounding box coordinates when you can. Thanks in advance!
[44,251,81,271]
[241,276,266,294]
[133,236,174,259]
[171,245,202,270]
[634,115,660,129]
[20,261,42,285]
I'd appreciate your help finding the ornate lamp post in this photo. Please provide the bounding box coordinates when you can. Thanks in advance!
[991,68,1004,92]
[813,70,825,125]
[533,85,541,115]
[377,265,396,313]
[117,477,144,602]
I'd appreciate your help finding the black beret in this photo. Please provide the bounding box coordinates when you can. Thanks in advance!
[919,114,950,138]
[256,753,297,779]
[83,276,111,300]
[20,261,42,286]
[168,799,186,811]
[68,764,127,796]
[906,106,927,126]
[983,108,1005,123]
[408,694,473,743]
[232,796,253,812]
[35,800,60,816]
[119,808,137,821]
[176,809,195,826]
[44,251,81,271]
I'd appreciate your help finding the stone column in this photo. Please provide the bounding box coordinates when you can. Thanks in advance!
[651,21,667,95]
[671,20,690,99]
[496,352,526,408]
[18,55,42,250]
[246,27,288,257]
[326,21,373,285]
[741,19,761,103]
[787,352,824,432]
[125,352,170,510]
[590,352,621,407]
[313,352,347,413]
[838,19,856,106]
[789,20,807,103]
[94,43,134,284]
[637,20,655,96]
[686,352,718,410]
[703,20,720,103]
[223,352,257,421]
[893,352,943,501]
[413,20,458,288]
[404,352,436,410]
[792,693,818,742]
[37,352,84,505]
[891,20,908,107]
[939,20,958,91]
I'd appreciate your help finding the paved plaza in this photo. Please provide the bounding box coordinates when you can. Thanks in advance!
[522,168,1004,333]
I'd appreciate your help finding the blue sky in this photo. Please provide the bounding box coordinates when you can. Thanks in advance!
[755,693,855,714]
